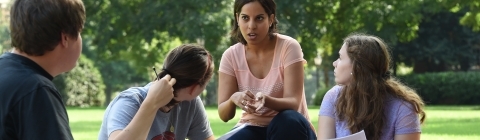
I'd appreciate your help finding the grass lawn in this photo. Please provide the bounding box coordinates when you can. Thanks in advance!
[68,106,480,140]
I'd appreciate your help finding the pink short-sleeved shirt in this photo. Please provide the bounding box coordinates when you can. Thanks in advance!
[219,34,309,126]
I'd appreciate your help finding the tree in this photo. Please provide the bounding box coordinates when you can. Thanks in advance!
[82,0,231,104]
[394,11,480,73]
[0,13,9,53]
[454,0,480,31]
[83,0,230,70]
[277,0,480,85]
[276,0,426,88]
[0,23,8,53]
[81,0,480,105]
[53,55,106,107]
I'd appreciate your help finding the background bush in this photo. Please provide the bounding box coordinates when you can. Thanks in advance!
[313,87,331,106]
[398,71,480,105]
[53,55,105,107]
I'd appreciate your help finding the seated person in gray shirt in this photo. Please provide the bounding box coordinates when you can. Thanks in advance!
[98,44,215,140]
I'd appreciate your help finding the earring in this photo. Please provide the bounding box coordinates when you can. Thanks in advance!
[350,72,352,75]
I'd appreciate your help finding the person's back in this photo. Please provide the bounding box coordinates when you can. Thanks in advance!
[0,0,86,139]
[0,53,72,139]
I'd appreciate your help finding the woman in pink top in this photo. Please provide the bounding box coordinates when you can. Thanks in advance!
[317,33,426,140]
[217,0,316,139]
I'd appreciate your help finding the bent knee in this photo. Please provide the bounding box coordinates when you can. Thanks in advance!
[273,110,305,122]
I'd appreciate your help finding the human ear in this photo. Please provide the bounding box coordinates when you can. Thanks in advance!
[269,14,275,27]
[61,33,69,48]
[188,84,200,96]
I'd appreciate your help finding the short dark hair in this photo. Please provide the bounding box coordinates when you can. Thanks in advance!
[158,44,214,91]
[10,0,86,56]
[231,0,278,45]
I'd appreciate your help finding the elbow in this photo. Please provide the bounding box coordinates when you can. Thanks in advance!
[288,98,300,110]
[217,107,231,122]
[220,116,230,122]
[217,99,235,122]
[218,111,232,122]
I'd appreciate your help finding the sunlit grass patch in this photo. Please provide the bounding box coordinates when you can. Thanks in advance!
[68,105,480,140]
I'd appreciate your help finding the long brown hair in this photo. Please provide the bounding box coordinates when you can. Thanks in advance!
[335,33,426,140]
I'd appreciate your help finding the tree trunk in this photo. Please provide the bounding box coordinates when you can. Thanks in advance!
[323,68,330,88]
[204,73,218,106]
[104,84,112,107]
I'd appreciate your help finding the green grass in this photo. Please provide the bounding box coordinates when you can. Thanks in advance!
[67,106,480,140]
[68,107,105,140]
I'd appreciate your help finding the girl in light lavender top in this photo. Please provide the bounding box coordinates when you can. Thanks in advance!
[317,33,426,140]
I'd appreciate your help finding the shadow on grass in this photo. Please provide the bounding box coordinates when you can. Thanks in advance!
[423,118,480,136]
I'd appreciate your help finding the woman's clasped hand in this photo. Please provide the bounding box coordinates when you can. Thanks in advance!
[231,91,265,113]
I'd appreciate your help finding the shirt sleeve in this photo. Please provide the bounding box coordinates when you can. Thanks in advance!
[104,92,142,137]
[319,85,342,118]
[186,97,214,140]
[282,38,306,68]
[395,102,421,134]
[13,86,73,140]
[219,47,236,77]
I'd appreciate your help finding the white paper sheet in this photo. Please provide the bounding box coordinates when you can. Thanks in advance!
[217,124,247,140]
[328,130,367,140]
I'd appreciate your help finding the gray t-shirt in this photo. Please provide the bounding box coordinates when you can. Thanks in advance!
[98,83,213,140]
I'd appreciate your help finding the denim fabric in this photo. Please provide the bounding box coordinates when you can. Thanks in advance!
[227,110,316,140]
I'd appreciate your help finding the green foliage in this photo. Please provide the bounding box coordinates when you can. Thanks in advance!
[313,87,330,106]
[398,71,480,105]
[53,55,106,107]
[275,0,480,75]
[394,11,480,73]
[82,0,230,74]
[78,0,480,105]
[456,1,480,31]
[0,17,9,53]
[276,0,428,75]
[94,60,149,106]
[82,1,231,104]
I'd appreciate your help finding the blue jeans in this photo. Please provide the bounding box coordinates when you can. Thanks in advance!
[227,110,317,140]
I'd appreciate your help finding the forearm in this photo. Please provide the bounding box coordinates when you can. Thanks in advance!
[112,102,157,140]
[317,116,336,139]
[394,133,421,140]
[263,96,299,111]
[205,135,216,140]
[218,98,236,122]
